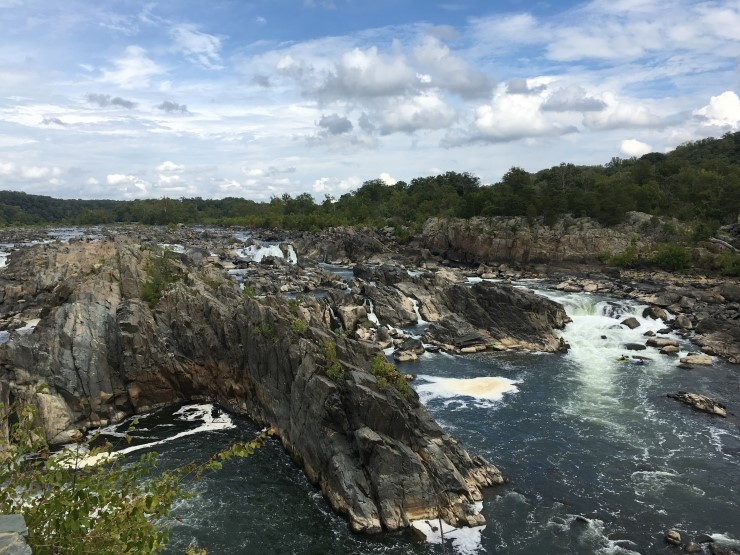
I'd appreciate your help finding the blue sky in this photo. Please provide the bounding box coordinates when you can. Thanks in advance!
[0,0,738,201]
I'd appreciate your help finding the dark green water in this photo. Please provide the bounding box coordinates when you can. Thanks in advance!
[106,290,740,554]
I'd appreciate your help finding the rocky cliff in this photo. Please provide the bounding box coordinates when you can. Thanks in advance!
[0,237,504,533]
[422,215,647,265]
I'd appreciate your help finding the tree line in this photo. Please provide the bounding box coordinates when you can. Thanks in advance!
[1,131,739,235]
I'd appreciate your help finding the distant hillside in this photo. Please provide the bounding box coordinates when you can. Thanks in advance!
[1,131,738,233]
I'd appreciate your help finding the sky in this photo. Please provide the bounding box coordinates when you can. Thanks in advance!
[0,0,738,202]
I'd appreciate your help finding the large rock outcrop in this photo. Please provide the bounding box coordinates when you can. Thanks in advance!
[342,264,569,353]
[0,238,503,534]
[422,215,644,265]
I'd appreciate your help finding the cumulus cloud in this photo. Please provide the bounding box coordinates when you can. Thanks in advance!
[582,95,661,130]
[620,138,652,157]
[170,24,223,69]
[413,36,492,98]
[379,91,456,134]
[542,85,606,112]
[86,93,137,109]
[0,162,62,182]
[156,100,189,114]
[156,160,184,172]
[318,46,417,101]
[312,175,361,195]
[100,45,163,89]
[457,88,577,144]
[379,172,397,185]
[318,113,353,135]
[694,91,740,129]
[106,173,150,197]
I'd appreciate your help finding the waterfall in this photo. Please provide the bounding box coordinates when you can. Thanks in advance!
[365,299,380,326]
[409,297,427,325]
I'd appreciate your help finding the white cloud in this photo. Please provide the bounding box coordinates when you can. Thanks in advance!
[694,91,740,129]
[318,46,417,100]
[379,172,397,185]
[100,45,163,89]
[620,139,652,157]
[86,177,99,185]
[542,85,606,112]
[156,160,184,172]
[106,173,150,197]
[463,86,577,143]
[413,36,492,98]
[170,24,223,69]
[582,94,661,130]
[380,91,456,134]
[312,175,361,196]
[0,162,63,184]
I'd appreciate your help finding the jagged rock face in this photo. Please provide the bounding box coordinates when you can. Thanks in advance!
[344,264,569,353]
[0,238,503,534]
[422,216,638,264]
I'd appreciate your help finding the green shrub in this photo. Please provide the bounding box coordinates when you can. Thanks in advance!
[370,354,410,398]
[291,318,309,335]
[141,250,182,308]
[243,283,257,298]
[650,243,692,272]
[0,403,266,554]
[254,322,277,342]
[324,341,344,381]
[202,275,224,292]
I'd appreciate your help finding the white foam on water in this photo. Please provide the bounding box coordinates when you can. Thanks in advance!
[233,231,251,242]
[411,518,486,555]
[235,244,297,264]
[409,297,427,324]
[159,243,186,254]
[710,533,740,546]
[0,250,10,268]
[528,288,690,437]
[64,404,235,467]
[0,331,9,345]
[630,469,705,501]
[366,299,380,326]
[415,375,519,408]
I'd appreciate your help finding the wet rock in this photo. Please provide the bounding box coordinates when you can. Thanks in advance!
[685,542,702,553]
[674,314,693,330]
[620,317,640,329]
[665,529,682,545]
[660,345,680,354]
[680,353,713,366]
[646,337,679,348]
[392,350,417,362]
[709,544,740,555]
[623,343,647,351]
[668,392,726,417]
[643,306,668,320]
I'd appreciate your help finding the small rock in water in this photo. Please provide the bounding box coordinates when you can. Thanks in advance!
[621,317,641,329]
[668,391,726,417]
[665,529,682,545]
[685,542,702,553]
[680,353,713,366]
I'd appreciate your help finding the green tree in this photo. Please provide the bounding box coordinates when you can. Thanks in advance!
[0,403,267,554]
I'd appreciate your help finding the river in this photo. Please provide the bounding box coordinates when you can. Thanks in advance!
[102,283,740,554]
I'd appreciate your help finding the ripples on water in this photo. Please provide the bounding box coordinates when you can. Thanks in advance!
[100,285,740,554]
